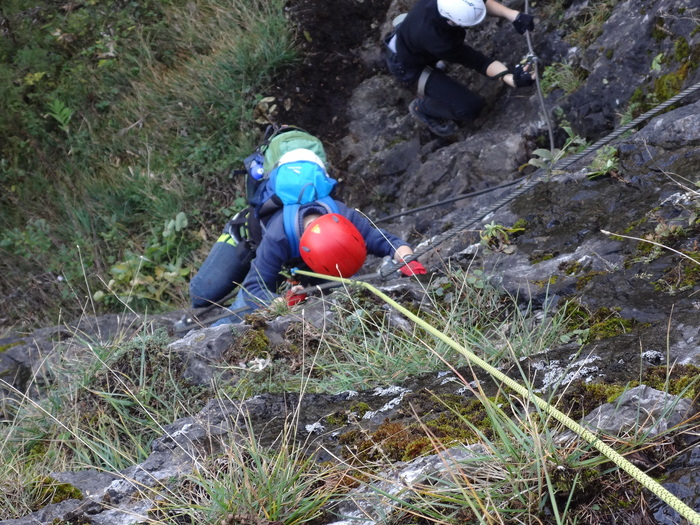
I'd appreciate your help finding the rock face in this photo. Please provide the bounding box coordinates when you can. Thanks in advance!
[564,0,700,140]
[2,379,694,525]
[3,0,700,523]
[333,0,700,386]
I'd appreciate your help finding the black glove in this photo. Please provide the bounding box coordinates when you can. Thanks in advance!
[511,64,535,87]
[513,12,534,34]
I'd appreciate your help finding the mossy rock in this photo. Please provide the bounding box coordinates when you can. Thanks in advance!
[30,476,82,510]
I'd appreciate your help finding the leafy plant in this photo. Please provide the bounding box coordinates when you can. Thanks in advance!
[0,218,53,259]
[220,196,248,219]
[586,145,619,179]
[559,327,591,345]
[526,125,588,174]
[46,99,74,135]
[651,52,665,72]
[94,212,193,309]
[479,221,524,253]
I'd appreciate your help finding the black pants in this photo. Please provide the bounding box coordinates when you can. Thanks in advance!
[386,51,485,122]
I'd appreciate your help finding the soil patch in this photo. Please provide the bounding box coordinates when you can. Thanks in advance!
[267,0,392,148]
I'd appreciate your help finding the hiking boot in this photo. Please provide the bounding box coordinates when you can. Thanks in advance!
[408,98,457,137]
[173,313,194,334]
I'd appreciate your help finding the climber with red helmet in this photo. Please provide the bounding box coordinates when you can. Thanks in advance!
[210,204,422,325]
[189,148,426,326]
[384,0,536,137]
[299,213,369,278]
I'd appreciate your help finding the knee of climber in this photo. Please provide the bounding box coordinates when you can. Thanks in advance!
[453,97,485,122]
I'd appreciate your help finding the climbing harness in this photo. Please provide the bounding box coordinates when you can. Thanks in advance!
[417,67,432,97]
[291,267,700,525]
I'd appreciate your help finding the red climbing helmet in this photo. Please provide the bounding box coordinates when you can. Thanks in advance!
[299,214,367,277]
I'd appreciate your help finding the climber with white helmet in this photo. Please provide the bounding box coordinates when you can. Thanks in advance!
[384,0,536,137]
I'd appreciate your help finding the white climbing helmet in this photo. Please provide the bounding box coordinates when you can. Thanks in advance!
[277,148,325,169]
[437,0,487,27]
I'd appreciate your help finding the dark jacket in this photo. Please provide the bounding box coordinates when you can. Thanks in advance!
[236,200,410,311]
[395,0,493,74]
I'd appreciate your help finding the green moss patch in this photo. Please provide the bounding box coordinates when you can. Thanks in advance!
[562,303,639,343]
[530,251,558,264]
[337,392,513,463]
[558,364,700,421]
[0,341,22,353]
[654,251,700,293]
[30,476,82,510]
[644,364,700,401]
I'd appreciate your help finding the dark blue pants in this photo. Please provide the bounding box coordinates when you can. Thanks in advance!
[189,229,253,308]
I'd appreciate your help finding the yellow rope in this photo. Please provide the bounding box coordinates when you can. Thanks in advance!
[292,268,700,524]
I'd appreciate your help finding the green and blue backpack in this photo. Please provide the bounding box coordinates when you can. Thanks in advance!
[235,125,339,257]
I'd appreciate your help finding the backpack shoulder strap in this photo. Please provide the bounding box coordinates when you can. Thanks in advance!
[317,196,340,215]
[283,204,303,259]
[283,197,339,259]
[258,124,283,150]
